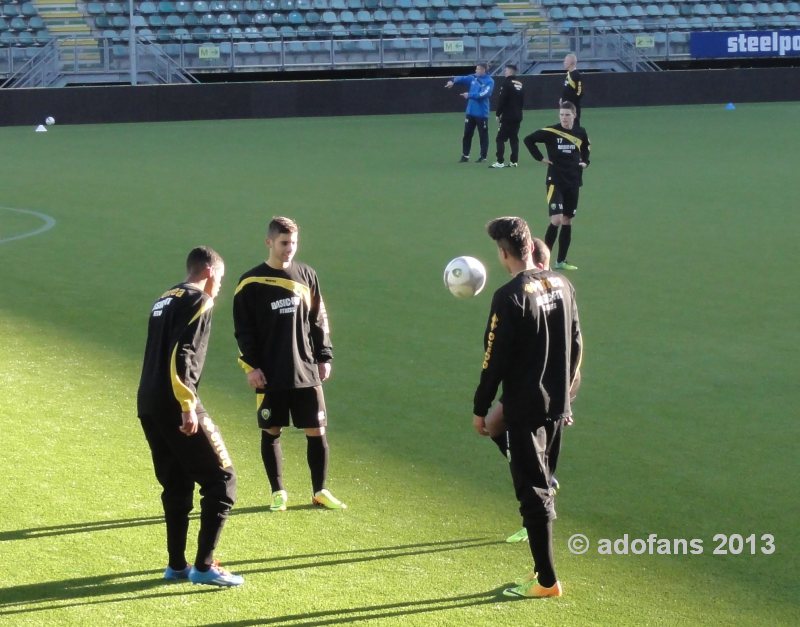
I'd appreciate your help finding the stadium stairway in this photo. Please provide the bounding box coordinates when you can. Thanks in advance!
[34,0,100,61]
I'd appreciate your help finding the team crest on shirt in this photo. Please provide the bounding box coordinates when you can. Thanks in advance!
[550,203,558,210]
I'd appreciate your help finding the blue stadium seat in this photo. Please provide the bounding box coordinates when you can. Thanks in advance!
[719,15,735,27]
[688,16,705,28]
[382,21,398,35]
[160,1,177,11]
[565,6,580,19]
[645,4,661,17]
[313,0,329,7]
[261,24,279,37]
[708,2,725,15]
[738,3,755,14]
[149,14,166,26]
[2,4,20,17]
[754,1,771,13]
[735,16,755,27]
[786,1,800,11]
[629,5,645,18]
[305,10,320,23]
[613,5,629,18]
[166,14,184,26]
[373,8,388,21]
[447,20,464,34]
[184,12,200,25]
[253,12,269,23]
[271,11,287,24]
[280,0,296,10]
[193,1,209,12]
[210,0,227,10]
[661,4,678,17]
[693,3,710,16]
[288,10,304,23]
[624,17,643,30]
[339,10,355,23]
[175,2,192,12]
[219,12,236,25]
[201,13,218,26]
[322,10,336,23]
[549,7,564,20]
[105,3,124,14]
[264,0,279,11]
[597,6,613,18]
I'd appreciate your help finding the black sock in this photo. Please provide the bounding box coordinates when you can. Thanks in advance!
[164,511,190,571]
[526,520,557,587]
[491,432,509,459]
[306,434,329,494]
[194,506,230,571]
[545,224,559,253]
[260,431,284,492]
[557,224,572,263]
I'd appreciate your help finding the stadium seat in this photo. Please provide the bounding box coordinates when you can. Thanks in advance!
[629,5,645,18]
[280,0,295,10]
[787,1,800,10]
[661,4,678,17]
[738,3,755,13]
[407,8,424,20]
[448,20,465,34]
[339,10,355,23]
[565,6,581,19]
[735,16,755,27]
[305,10,320,23]
[175,1,192,12]
[149,14,166,27]
[271,11,287,24]
[288,10,304,23]
[688,16,706,28]
[219,13,236,25]
[382,21,398,35]
[613,5,630,18]
[549,7,564,20]
[261,24,278,36]
[594,5,611,19]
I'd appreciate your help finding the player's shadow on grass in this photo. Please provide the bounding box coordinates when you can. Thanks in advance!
[0,568,218,617]
[205,588,510,626]
[227,537,500,575]
[0,537,502,617]
[0,505,272,542]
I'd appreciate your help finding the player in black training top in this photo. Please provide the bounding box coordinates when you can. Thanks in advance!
[137,246,243,587]
[233,216,346,512]
[560,53,583,124]
[472,217,582,599]
[523,101,590,271]
[491,64,524,169]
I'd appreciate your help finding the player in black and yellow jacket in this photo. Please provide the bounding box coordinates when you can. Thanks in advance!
[233,216,345,512]
[137,246,243,587]
[524,101,590,271]
[472,217,582,600]
[560,53,583,124]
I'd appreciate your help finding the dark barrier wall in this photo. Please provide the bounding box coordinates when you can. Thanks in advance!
[2,67,799,127]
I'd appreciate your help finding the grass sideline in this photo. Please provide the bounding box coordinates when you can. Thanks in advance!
[1,103,798,625]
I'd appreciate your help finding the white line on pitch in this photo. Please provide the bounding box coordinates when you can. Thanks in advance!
[0,206,57,244]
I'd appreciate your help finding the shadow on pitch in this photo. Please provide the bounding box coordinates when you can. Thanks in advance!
[0,505,272,542]
[0,537,502,617]
[205,588,511,626]
[0,568,219,617]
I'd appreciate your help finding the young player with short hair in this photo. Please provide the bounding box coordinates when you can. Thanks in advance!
[137,246,243,587]
[472,217,582,598]
[233,217,346,512]
[523,102,590,270]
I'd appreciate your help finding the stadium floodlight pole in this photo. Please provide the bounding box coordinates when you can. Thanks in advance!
[129,0,138,85]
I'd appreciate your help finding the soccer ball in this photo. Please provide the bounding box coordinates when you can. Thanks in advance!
[443,256,487,299]
[45,116,55,125]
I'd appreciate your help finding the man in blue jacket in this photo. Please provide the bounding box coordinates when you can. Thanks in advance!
[446,64,495,163]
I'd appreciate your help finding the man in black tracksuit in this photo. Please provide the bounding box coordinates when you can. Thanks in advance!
[233,216,346,512]
[523,101,590,271]
[561,53,583,124]
[491,64,524,169]
[137,246,243,587]
[472,217,582,599]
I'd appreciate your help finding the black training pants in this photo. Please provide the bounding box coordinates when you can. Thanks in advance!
[495,120,521,163]
[463,115,489,159]
[140,412,237,570]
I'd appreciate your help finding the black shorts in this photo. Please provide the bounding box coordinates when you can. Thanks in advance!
[256,386,327,429]
[546,182,580,218]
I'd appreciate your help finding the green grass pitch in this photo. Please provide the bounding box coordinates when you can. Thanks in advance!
[1,102,798,625]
